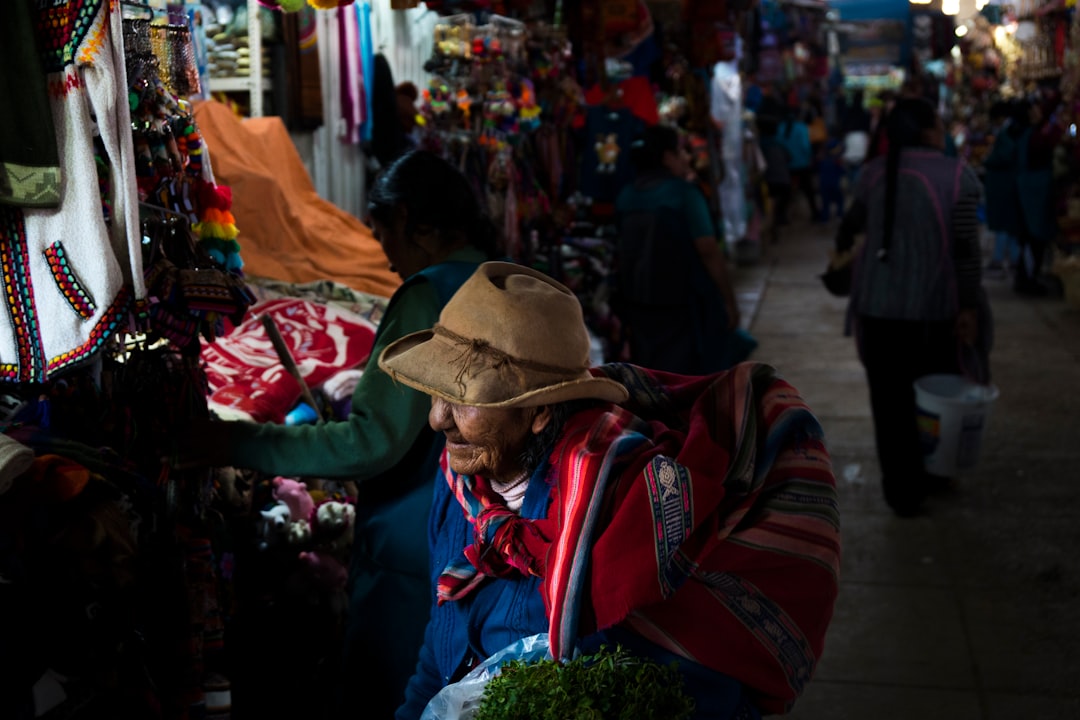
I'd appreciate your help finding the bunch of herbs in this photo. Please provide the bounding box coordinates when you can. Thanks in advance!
[473,644,695,720]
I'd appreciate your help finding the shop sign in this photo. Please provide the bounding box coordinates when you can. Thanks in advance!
[837,18,906,72]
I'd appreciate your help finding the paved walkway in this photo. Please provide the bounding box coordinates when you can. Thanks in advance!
[732,222,1080,720]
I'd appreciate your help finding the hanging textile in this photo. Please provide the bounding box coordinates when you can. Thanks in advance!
[338,6,364,144]
[0,0,61,209]
[357,0,375,144]
[0,0,144,383]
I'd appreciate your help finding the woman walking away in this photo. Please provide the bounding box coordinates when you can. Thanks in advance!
[834,98,989,517]
[615,125,746,374]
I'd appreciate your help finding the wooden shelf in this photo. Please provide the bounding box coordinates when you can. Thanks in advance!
[205,0,267,116]
[208,76,273,93]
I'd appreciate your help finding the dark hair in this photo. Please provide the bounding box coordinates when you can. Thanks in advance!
[367,150,499,258]
[881,98,939,260]
[396,81,419,102]
[630,125,681,175]
[518,399,603,478]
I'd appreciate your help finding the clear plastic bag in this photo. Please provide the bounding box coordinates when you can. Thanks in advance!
[420,633,552,720]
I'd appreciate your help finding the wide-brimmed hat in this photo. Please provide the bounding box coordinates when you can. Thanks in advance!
[379,262,628,408]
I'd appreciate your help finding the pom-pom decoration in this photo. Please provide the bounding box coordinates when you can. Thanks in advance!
[193,181,244,272]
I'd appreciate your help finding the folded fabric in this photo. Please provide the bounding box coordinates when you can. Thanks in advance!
[0,433,34,496]
[321,368,364,403]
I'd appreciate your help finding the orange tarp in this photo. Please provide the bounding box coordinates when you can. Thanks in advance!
[194,100,400,299]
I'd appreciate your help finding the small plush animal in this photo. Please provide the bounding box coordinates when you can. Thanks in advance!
[298,550,348,591]
[258,501,292,550]
[272,477,314,524]
[315,500,356,552]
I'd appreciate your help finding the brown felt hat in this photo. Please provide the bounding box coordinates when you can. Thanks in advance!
[379,262,629,408]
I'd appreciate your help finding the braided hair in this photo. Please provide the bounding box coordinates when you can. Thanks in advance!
[881,98,939,261]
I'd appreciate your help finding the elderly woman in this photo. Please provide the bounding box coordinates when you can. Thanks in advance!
[380,262,841,720]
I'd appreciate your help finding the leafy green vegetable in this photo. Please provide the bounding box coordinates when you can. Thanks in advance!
[474,644,695,720]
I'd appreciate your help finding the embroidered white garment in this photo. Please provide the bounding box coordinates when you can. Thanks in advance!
[0,0,144,382]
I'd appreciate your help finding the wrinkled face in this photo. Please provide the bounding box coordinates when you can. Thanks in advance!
[428,397,551,481]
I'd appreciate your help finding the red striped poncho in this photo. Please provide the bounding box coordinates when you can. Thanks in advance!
[442,362,841,714]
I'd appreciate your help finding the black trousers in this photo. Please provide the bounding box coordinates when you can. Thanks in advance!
[790,167,819,220]
[858,316,960,513]
[1013,228,1047,292]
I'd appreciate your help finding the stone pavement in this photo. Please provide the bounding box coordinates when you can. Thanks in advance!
[731,222,1080,720]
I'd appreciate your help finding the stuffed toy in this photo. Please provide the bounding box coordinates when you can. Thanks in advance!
[287,517,312,545]
[272,477,314,522]
[258,502,292,550]
[298,550,347,591]
[260,476,315,546]
[311,499,355,550]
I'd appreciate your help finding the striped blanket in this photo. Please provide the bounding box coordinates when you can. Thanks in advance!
[442,362,840,713]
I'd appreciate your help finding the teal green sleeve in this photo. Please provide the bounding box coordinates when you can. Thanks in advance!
[683,183,716,239]
[223,280,440,482]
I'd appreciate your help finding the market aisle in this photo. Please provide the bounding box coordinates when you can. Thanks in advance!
[734,222,1080,720]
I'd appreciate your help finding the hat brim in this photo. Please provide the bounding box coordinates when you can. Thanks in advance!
[379,329,630,408]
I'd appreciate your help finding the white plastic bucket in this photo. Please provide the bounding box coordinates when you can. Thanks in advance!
[914,374,1000,477]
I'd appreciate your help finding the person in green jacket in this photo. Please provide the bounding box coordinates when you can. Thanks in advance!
[190,150,498,718]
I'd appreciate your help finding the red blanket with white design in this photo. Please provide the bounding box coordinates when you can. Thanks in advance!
[201,297,376,423]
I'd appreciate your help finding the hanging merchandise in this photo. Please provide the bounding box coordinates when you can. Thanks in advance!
[577,105,645,206]
[0,5,260,716]
[144,20,203,97]
[123,3,255,436]
[0,0,145,384]
[711,60,747,246]
[0,1,61,209]
[414,12,571,263]
[259,0,353,10]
